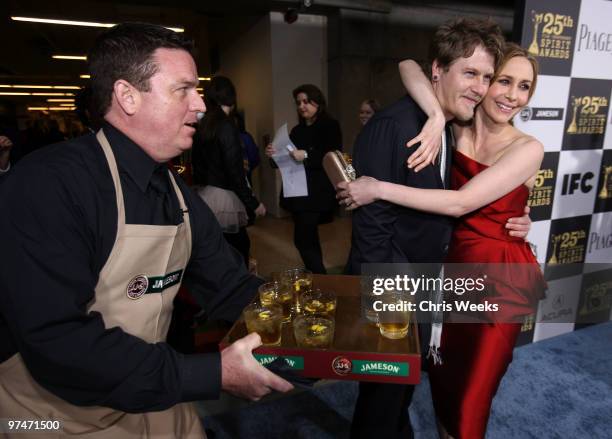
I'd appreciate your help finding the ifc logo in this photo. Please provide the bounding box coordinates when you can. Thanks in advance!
[520,106,532,122]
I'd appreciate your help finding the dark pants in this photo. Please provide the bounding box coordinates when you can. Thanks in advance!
[292,212,327,274]
[224,226,250,268]
[350,323,430,439]
[350,383,415,439]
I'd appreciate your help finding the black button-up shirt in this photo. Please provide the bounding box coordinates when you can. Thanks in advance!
[0,122,261,412]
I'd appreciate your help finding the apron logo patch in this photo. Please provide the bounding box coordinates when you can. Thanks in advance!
[126,270,185,299]
[147,270,184,293]
[126,275,149,300]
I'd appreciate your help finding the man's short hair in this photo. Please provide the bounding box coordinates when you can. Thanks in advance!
[428,17,504,75]
[88,22,194,116]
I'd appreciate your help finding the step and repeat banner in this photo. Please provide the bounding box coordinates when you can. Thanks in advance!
[515,0,612,344]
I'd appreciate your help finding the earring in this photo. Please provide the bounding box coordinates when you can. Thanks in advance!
[432,75,439,81]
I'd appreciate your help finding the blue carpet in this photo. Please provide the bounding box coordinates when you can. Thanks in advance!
[200,323,612,438]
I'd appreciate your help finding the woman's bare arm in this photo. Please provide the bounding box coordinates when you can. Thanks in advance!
[338,138,544,218]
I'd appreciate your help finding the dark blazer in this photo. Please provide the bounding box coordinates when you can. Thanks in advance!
[279,115,342,213]
[345,96,454,274]
[192,118,260,216]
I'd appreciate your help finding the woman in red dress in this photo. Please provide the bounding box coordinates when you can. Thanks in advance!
[337,44,546,439]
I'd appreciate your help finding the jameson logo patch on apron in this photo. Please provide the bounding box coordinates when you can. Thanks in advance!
[126,270,184,299]
[0,129,205,438]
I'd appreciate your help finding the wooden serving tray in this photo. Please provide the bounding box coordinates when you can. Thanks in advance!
[220,275,421,384]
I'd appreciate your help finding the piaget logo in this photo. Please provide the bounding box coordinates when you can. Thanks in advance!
[548,230,587,265]
[254,355,304,370]
[528,168,555,208]
[566,95,609,135]
[528,10,574,59]
[352,360,409,377]
[577,24,612,55]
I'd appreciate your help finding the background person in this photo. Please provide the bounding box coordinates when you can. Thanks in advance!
[265,84,342,274]
[192,76,265,266]
[358,98,380,126]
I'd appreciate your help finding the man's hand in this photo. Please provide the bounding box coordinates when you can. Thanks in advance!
[265,143,276,158]
[0,135,13,151]
[221,333,294,401]
[254,203,266,218]
[0,136,13,170]
[506,205,532,241]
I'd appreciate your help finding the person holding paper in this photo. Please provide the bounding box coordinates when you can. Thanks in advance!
[266,84,342,274]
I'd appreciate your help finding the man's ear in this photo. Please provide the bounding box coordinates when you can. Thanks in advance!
[431,60,443,82]
[112,80,140,116]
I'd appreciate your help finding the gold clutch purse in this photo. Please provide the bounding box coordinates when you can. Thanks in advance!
[323,151,356,186]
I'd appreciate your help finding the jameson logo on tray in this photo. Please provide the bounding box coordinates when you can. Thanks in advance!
[254,355,304,370]
[352,360,409,377]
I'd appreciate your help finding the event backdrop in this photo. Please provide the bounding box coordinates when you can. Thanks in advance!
[514,0,612,344]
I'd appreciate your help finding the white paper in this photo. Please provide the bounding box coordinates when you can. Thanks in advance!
[271,123,308,198]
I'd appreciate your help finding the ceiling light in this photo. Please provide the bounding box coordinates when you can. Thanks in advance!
[52,55,87,61]
[11,16,184,32]
[59,103,75,106]
[0,91,75,96]
[28,106,75,111]
[0,84,80,89]
[47,98,75,102]
[80,74,90,79]
[198,77,211,81]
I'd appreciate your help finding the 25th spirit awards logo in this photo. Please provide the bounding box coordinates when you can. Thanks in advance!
[599,166,612,200]
[528,10,574,60]
[566,95,609,135]
[548,229,587,265]
[579,281,612,317]
[529,168,555,208]
[527,152,558,221]
[595,151,612,213]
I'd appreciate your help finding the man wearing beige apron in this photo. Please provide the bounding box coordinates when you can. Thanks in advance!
[0,23,292,438]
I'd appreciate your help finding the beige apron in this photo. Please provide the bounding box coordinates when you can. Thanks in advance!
[0,130,205,438]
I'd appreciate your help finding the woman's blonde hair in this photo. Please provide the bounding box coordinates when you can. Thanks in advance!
[494,42,539,100]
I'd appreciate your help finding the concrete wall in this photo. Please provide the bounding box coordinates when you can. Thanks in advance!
[328,9,435,152]
[218,12,327,217]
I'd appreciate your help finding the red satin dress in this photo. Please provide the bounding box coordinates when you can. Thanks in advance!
[428,150,546,439]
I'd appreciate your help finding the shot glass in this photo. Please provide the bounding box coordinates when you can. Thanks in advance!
[293,314,335,349]
[280,268,313,313]
[301,289,337,318]
[243,302,283,346]
[258,281,293,323]
[377,292,411,340]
